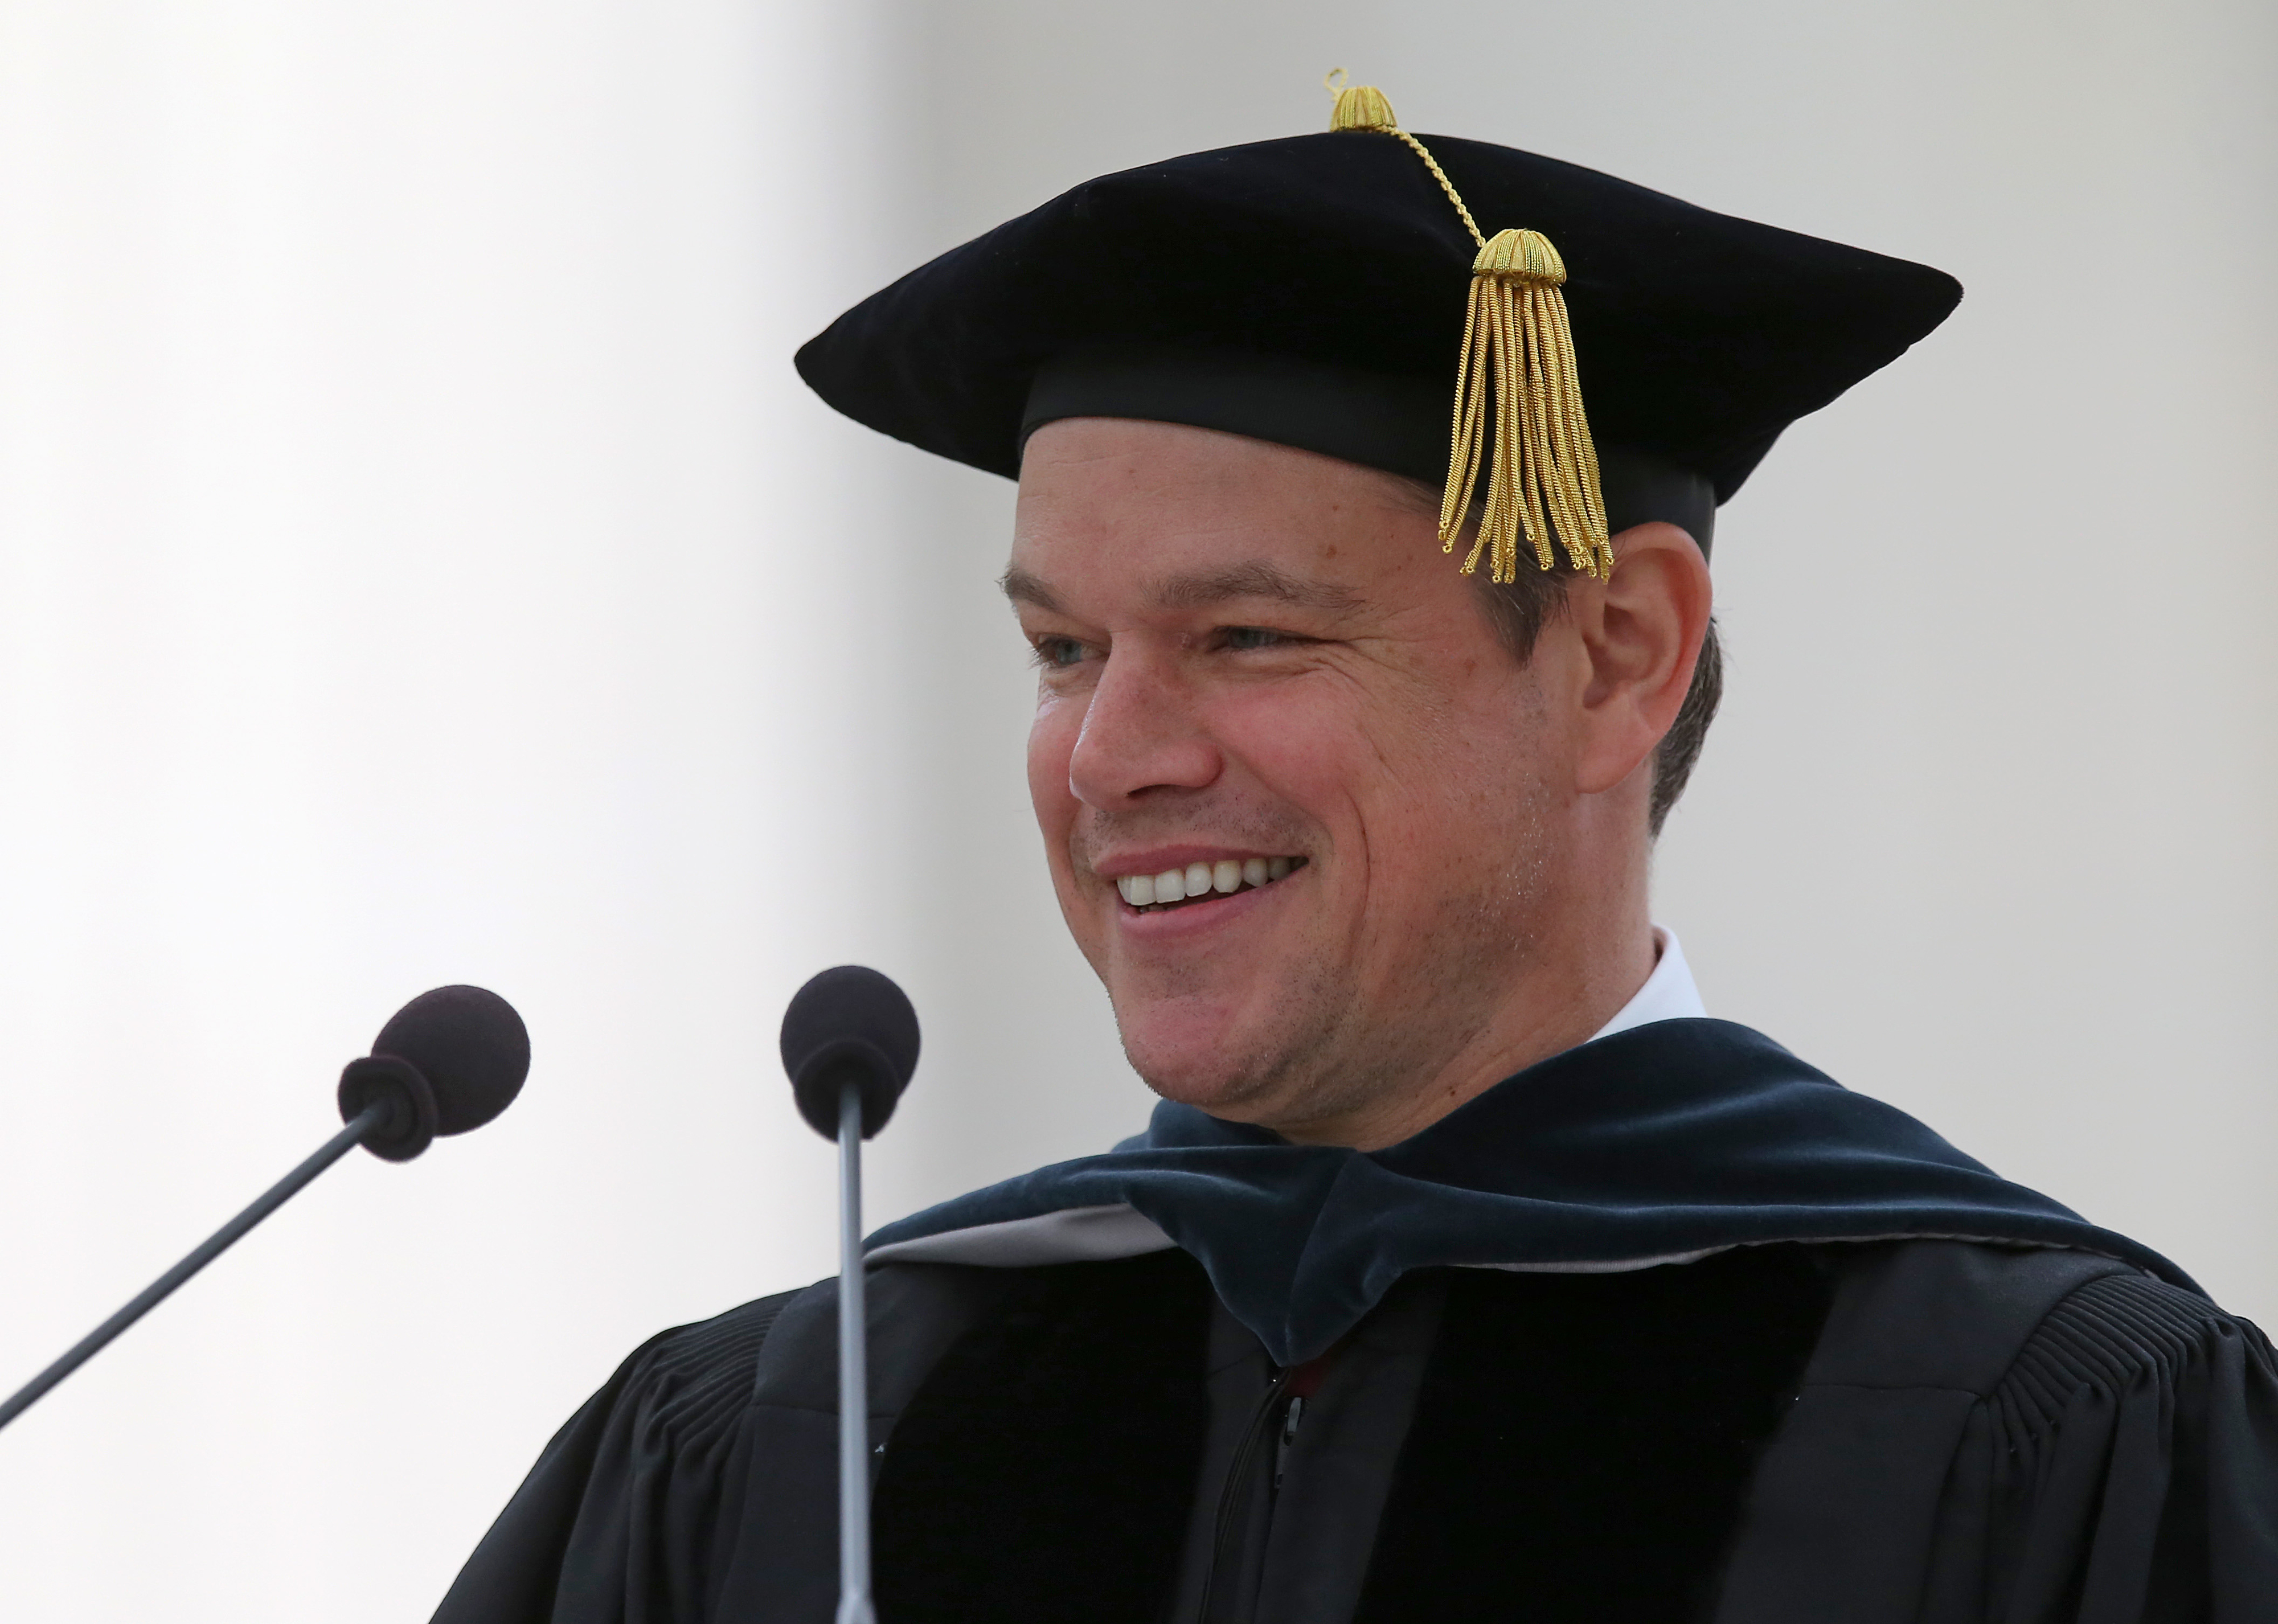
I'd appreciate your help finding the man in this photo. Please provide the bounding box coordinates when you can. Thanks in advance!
[435,84,2278,1622]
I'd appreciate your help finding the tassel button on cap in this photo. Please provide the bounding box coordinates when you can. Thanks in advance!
[1474,228,1566,288]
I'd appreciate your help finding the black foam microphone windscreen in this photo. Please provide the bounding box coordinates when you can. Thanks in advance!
[338,985,531,1161]
[780,966,919,1141]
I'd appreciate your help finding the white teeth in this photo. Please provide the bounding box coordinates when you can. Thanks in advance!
[1116,856,1303,910]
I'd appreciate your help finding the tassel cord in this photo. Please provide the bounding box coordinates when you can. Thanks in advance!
[1490,282,1529,581]
[1522,289,1575,575]
[1388,129,1486,251]
[1441,276,1490,563]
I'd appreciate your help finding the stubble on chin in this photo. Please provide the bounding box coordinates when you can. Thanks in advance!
[1109,946,1357,1121]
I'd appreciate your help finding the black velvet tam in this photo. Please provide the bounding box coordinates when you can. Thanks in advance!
[794,130,1963,531]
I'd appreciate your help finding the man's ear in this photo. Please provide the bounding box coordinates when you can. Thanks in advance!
[1569,522,1712,796]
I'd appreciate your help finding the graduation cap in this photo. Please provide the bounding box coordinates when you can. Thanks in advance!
[796,75,1961,581]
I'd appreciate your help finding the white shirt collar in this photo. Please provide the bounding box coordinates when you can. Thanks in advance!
[1586,925,1707,1043]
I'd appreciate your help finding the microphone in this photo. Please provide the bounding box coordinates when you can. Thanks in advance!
[780,965,919,1624]
[0,985,530,1435]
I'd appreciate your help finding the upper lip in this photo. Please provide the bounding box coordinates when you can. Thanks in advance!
[1091,845,1297,882]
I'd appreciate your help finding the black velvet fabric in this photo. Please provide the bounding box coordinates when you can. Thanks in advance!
[1354,1248,1838,1623]
[871,1251,1212,1624]
[1016,346,1722,548]
[870,1020,2191,1367]
[794,130,1961,505]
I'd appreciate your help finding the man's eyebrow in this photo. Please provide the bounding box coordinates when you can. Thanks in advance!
[999,565,1063,613]
[998,560,1363,617]
[1150,562,1362,613]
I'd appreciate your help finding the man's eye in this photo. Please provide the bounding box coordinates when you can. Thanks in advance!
[1032,636,1091,670]
[1222,626,1290,651]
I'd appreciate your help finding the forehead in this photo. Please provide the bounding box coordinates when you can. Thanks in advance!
[1012,418,1440,596]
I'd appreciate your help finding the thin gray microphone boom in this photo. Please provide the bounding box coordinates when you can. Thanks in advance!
[779,965,920,1624]
[835,1082,874,1624]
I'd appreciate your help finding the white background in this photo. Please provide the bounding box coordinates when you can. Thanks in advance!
[0,2,2269,1618]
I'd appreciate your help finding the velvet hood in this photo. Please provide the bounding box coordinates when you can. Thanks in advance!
[867,1019,2189,1365]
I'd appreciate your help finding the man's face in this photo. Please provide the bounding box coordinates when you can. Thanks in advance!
[1009,417,1591,1138]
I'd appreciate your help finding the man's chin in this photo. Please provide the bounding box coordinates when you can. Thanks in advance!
[1115,1013,1304,1121]
[1106,962,1350,1115]
[1136,1068,1269,1117]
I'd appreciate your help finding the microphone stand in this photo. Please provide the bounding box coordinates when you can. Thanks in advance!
[0,1105,386,1434]
[837,1082,875,1624]
[779,962,916,1624]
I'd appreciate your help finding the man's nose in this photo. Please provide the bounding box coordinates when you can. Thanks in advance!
[1066,646,1222,809]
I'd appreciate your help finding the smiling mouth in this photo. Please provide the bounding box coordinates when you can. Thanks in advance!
[1114,856,1308,914]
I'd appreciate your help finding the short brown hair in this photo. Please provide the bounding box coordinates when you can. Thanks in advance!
[1394,478,1720,836]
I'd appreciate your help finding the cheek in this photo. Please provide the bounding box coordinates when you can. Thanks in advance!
[1207,662,1544,863]
[1201,678,1410,842]
[1026,693,1084,842]
[1209,666,1457,795]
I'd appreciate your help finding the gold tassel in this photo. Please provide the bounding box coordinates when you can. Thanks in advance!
[1324,73,1612,584]
[1446,229,1612,582]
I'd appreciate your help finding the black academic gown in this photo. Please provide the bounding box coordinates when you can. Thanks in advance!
[432,1023,2278,1622]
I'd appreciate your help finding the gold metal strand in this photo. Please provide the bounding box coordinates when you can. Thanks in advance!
[1388,130,1486,251]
